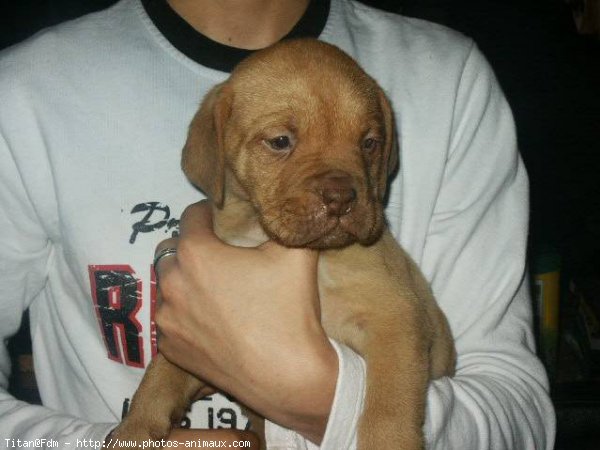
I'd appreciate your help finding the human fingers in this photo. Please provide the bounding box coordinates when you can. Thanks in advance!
[153,237,179,280]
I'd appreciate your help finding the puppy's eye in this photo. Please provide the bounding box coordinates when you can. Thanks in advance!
[266,135,293,151]
[362,137,380,152]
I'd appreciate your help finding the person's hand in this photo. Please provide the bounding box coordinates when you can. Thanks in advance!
[154,201,338,444]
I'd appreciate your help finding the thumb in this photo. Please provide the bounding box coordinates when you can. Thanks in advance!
[178,200,224,250]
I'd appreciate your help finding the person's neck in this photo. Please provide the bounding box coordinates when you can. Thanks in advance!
[167,0,311,50]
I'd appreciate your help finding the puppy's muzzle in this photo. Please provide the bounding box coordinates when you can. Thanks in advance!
[313,170,357,217]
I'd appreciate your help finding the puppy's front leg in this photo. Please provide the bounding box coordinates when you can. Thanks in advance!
[320,240,433,450]
[358,321,430,450]
[112,353,206,443]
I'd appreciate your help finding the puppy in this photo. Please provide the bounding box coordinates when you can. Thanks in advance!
[113,39,455,449]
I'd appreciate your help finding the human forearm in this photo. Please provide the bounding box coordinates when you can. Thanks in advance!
[257,333,337,444]
[423,273,555,449]
[426,372,553,449]
[265,339,365,450]
[0,133,108,447]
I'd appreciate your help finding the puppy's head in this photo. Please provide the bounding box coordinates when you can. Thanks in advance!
[182,39,398,249]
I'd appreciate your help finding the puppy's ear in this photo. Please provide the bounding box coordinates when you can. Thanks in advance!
[377,89,399,199]
[181,83,232,208]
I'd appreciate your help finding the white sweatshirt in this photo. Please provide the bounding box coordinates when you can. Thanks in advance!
[0,0,555,448]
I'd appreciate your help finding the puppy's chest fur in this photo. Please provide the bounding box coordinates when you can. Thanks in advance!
[318,230,428,354]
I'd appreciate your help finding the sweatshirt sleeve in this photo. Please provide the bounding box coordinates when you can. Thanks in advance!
[265,44,555,450]
[0,132,115,447]
[419,44,555,449]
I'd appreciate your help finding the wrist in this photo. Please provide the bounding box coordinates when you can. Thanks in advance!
[269,335,338,444]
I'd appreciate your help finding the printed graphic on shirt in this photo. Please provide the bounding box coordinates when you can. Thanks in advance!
[88,265,146,368]
[88,202,181,365]
[129,202,180,244]
[119,397,250,430]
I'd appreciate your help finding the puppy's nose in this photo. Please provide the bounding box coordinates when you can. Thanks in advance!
[318,171,357,217]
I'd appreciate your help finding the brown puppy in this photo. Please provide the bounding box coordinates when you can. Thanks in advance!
[113,39,455,449]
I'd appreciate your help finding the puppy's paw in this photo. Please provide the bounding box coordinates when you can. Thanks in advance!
[241,407,266,450]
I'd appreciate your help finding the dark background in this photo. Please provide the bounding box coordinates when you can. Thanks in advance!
[2,0,599,448]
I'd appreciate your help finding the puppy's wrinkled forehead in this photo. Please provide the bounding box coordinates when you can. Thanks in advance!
[227,40,382,129]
